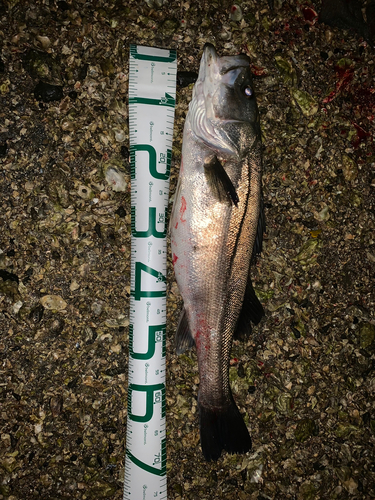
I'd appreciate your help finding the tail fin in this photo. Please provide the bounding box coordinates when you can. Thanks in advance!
[199,398,252,461]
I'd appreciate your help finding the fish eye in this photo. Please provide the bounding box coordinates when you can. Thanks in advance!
[243,85,253,98]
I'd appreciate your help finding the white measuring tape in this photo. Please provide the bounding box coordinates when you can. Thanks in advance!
[123,45,177,499]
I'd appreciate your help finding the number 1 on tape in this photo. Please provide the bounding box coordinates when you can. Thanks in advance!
[124,45,177,500]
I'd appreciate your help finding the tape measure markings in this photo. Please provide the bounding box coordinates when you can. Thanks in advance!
[123,44,176,500]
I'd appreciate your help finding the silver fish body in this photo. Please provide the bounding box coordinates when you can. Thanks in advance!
[170,44,264,461]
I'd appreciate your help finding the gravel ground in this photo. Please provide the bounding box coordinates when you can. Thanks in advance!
[0,1,375,499]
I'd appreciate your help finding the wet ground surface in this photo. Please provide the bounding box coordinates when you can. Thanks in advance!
[0,0,375,499]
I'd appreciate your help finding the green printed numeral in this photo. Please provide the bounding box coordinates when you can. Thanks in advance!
[132,262,166,301]
[128,383,165,422]
[130,145,171,180]
[131,206,167,238]
[126,438,166,476]
[129,94,175,108]
[129,324,166,360]
[130,44,176,63]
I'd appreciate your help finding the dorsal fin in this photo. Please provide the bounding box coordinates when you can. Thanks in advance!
[252,194,265,258]
[234,277,264,340]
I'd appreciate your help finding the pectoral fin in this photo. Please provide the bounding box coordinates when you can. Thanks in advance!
[204,156,239,206]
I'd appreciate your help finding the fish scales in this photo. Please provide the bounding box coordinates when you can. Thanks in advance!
[171,44,265,461]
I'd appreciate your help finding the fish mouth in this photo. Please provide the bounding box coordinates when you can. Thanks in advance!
[196,44,251,109]
[203,43,218,66]
[197,43,218,84]
[199,43,250,81]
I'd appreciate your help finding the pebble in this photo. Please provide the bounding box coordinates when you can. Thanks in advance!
[104,165,127,192]
[40,295,67,311]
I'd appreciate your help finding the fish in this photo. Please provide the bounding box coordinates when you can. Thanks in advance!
[170,44,265,461]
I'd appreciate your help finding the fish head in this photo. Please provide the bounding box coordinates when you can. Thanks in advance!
[189,43,261,158]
